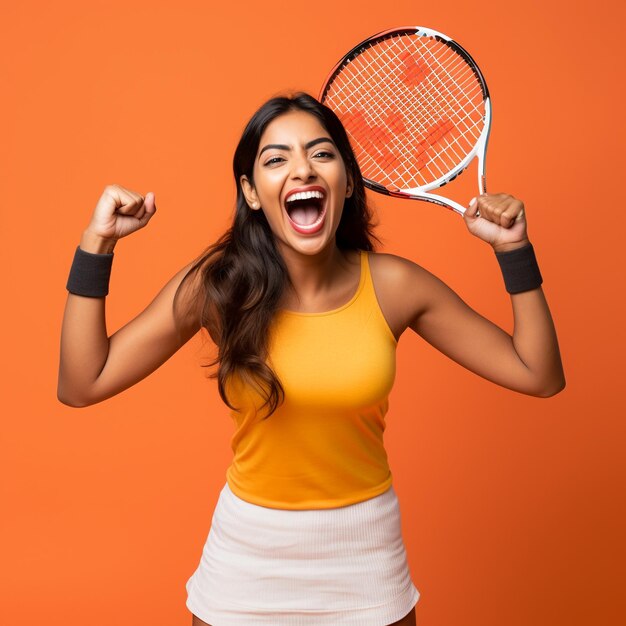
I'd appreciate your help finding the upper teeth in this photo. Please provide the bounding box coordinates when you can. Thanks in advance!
[285,190,324,203]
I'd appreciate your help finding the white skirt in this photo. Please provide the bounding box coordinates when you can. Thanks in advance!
[185,482,420,625]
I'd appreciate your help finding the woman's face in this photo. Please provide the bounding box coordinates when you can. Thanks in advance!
[240,109,353,258]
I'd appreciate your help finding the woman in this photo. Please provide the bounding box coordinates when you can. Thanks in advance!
[58,92,565,625]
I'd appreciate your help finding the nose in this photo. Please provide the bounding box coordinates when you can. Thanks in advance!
[290,151,316,181]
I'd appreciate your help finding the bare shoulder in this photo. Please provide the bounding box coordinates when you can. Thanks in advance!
[367,251,443,340]
[367,250,427,280]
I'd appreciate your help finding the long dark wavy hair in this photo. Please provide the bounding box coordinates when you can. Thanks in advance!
[173,91,380,418]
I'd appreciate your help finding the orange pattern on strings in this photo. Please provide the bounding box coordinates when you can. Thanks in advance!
[399,51,431,87]
[340,110,401,174]
[341,107,455,175]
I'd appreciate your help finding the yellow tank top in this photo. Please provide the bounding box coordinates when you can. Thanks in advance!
[224,250,397,509]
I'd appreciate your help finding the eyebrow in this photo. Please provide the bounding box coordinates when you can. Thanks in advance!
[258,137,336,159]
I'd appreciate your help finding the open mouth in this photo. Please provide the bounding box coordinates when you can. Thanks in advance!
[284,191,327,235]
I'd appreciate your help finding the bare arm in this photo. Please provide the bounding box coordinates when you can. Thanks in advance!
[58,230,202,407]
[408,267,564,397]
[375,193,565,397]
[58,185,204,407]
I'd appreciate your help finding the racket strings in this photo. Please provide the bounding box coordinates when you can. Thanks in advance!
[343,38,482,185]
[407,38,483,121]
[396,37,483,145]
[376,38,482,177]
[355,45,456,178]
[339,54,458,185]
[323,33,486,190]
[339,36,483,172]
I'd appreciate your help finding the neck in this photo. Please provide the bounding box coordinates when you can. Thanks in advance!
[278,242,352,305]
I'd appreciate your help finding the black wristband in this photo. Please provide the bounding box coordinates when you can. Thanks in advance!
[495,243,543,294]
[66,245,114,297]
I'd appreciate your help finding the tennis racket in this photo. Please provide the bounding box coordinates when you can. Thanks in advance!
[319,26,491,216]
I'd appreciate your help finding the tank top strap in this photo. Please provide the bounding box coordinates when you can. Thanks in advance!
[357,250,397,345]
[358,249,377,306]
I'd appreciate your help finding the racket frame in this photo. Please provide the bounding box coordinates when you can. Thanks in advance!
[319,26,492,216]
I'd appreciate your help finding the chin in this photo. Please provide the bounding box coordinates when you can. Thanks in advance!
[278,229,339,257]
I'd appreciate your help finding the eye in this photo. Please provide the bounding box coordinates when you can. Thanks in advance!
[263,151,335,166]
[264,156,285,166]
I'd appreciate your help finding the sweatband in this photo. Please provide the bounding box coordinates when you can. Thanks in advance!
[495,243,543,294]
[66,245,114,297]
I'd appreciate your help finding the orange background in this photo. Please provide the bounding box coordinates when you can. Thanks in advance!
[1,1,625,624]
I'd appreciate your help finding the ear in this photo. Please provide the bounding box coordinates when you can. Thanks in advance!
[346,173,354,199]
[240,175,261,210]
